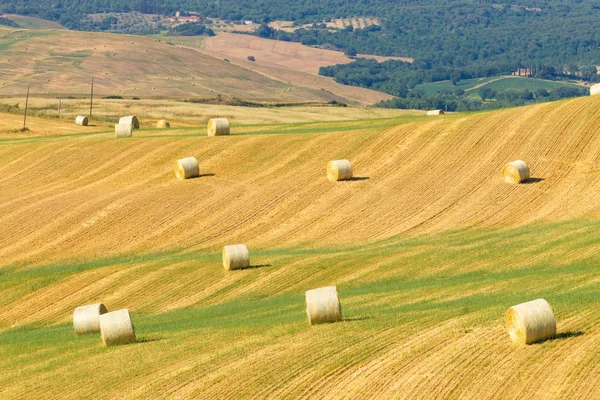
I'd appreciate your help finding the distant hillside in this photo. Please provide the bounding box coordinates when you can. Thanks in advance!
[0,27,389,104]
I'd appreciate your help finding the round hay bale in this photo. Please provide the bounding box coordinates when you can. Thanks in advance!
[506,299,556,344]
[156,119,170,128]
[99,309,136,346]
[115,123,133,138]
[222,244,250,270]
[73,303,108,335]
[590,83,600,96]
[502,160,530,184]
[427,109,445,116]
[305,285,342,325]
[119,116,139,129]
[327,160,353,181]
[174,157,199,180]
[207,118,230,136]
[75,116,89,126]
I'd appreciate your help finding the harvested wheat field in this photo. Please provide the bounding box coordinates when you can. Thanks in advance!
[2,96,600,399]
[0,26,394,105]
[196,32,409,104]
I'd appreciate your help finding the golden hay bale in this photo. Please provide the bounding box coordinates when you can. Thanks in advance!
[73,303,108,335]
[502,160,530,184]
[590,83,600,96]
[427,109,445,116]
[222,244,250,270]
[305,285,342,325]
[506,299,556,344]
[119,115,140,129]
[207,118,230,136]
[174,157,199,180]
[75,116,89,126]
[115,123,132,138]
[327,160,353,181]
[99,309,136,346]
[157,119,170,128]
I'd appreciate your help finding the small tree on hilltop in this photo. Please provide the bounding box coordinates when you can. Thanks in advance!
[247,55,256,62]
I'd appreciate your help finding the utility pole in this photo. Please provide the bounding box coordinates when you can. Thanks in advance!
[23,85,30,130]
[89,77,94,117]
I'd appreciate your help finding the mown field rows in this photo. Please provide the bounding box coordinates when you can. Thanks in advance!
[2,96,600,267]
[0,27,365,104]
[1,96,600,398]
[1,219,600,398]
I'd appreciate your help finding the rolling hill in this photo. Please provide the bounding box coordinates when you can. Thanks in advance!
[1,95,600,398]
[0,27,389,105]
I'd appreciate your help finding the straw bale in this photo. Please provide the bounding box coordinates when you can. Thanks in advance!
[75,116,88,126]
[99,309,136,346]
[305,285,342,325]
[506,299,556,344]
[327,160,353,181]
[502,160,530,183]
[207,118,230,136]
[222,244,250,270]
[73,303,107,335]
[427,110,445,116]
[157,119,170,128]
[115,123,132,138]
[119,116,140,129]
[590,83,600,96]
[174,157,199,180]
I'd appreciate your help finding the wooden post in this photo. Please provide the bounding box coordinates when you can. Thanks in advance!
[89,77,94,117]
[23,85,30,130]
[58,94,62,116]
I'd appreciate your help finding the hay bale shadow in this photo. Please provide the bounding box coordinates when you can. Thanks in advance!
[522,177,544,184]
[199,173,215,178]
[247,263,272,270]
[554,331,584,341]
[349,176,369,181]
[136,336,162,343]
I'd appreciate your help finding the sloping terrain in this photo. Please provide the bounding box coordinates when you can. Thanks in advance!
[1,96,600,398]
[196,32,397,104]
[0,27,374,104]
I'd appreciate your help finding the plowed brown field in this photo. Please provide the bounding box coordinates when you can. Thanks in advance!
[1,96,600,399]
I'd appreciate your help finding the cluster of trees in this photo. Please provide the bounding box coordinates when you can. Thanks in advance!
[77,14,164,34]
[166,22,215,36]
[320,58,591,109]
[376,85,589,111]
[0,16,19,27]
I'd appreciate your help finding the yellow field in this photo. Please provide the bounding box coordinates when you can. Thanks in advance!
[0,97,418,131]
[0,27,382,104]
[2,96,600,398]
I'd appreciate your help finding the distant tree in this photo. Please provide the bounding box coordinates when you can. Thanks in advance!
[479,87,496,101]
[255,23,274,38]
[247,55,256,62]
[344,47,357,57]
[535,88,550,98]
[450,72,462,86]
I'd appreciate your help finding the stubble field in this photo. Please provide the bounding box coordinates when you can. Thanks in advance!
[1,96,600,398]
